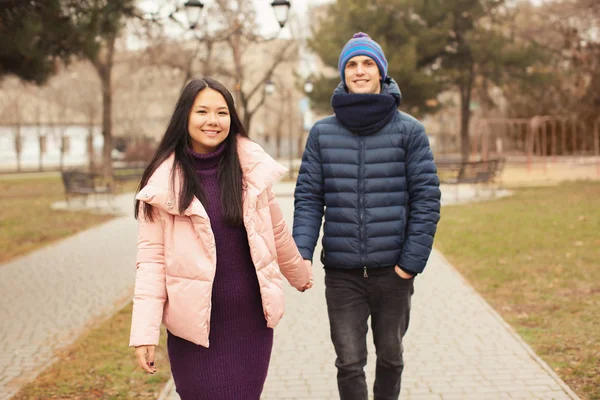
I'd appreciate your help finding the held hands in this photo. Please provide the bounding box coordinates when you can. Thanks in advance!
[299,259,314,292]
[135,345,157,374]
[394,265,414,280]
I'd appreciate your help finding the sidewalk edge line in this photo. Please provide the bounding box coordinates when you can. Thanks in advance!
[157,378,175,400]
[433,248,582,400]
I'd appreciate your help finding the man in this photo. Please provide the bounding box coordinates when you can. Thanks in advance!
[293,32,441,400]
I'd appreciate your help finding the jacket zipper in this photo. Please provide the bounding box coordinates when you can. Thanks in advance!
[359,136,366,270]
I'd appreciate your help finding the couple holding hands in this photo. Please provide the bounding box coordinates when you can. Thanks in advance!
[130,32,440,400]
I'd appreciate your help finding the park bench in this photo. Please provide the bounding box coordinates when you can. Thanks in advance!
[437,158,505,199]
[60,170,114,207]
[112,166,145,189]
[60,163,146,207]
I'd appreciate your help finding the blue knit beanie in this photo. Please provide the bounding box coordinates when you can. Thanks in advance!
[338,32,388,83]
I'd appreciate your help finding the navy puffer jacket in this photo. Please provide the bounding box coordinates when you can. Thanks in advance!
[293,80,441,274]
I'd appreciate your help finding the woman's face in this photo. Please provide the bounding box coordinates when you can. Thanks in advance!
[188,88,231,154]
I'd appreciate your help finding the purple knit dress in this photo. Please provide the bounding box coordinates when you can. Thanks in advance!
[167,144,273,400]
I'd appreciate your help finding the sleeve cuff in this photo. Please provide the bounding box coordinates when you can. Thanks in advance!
[299,248,313,262]
[399,265,418,276]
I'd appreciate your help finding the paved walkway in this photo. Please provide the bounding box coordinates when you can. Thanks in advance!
[162,185,578,400]
[0,193,138,400]
[0,183,578,400]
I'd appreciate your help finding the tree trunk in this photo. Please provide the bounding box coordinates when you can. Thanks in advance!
[275,131,282,159]
[460,89,471,162]
[14,125,22,172]
[59,128,65,172]
[95,34,116,182]
[561,119,567,155]
[88,122,95,172]
[232,25,243,118]
[243,110,254,136]
[203,42,213,76]
[571,118,577,154]
[38,135,44,172]
[459,66,475,162]
[37,110,43,172]
[101,69,113,180]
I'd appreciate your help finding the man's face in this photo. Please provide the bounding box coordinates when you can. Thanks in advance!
[344,55,381,94]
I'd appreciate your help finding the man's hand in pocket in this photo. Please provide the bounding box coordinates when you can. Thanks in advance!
[394,265,414,280]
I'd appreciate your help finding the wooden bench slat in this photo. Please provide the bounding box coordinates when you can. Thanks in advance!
[437,158,505,185]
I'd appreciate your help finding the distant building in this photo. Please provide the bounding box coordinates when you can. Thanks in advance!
[0,124,102,172]
[0,32,307,171]
[0,78,102,171]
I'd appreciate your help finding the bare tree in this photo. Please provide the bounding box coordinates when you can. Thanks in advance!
[44,65,101,170]
[60,0,140,180]
[135,0,299,135]
[212,0,299,133]
[133,6,219,90]
[507,0,600,124]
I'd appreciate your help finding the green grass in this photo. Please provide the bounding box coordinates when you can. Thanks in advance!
[1,176,166,398]
[435,181,600,400]
[13,303,171,399]
[0,176,140,265]
[0,177,115,264]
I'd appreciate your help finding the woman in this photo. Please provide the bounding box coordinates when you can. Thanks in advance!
[129,78,312,399]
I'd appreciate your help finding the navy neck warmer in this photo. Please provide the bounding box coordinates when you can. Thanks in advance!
[331,79,402,136]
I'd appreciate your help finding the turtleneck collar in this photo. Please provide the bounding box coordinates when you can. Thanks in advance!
[187,142,226,172]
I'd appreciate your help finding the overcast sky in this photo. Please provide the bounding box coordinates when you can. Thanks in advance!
[137,0,551,40]
[253,0,331,38]
[132,0,553,49]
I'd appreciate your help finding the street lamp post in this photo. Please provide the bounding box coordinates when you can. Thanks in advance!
[271,0,292,28]
[183,0,204,29]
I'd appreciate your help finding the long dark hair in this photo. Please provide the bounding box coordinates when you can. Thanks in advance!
[134,78,248,225]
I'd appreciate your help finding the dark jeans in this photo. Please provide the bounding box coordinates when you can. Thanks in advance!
[324,266,414,400]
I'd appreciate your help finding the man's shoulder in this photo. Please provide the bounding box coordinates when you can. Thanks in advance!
[306,115,342,140]
[386,110,425,135]
[393,110,421,126]
[313,115,339,129]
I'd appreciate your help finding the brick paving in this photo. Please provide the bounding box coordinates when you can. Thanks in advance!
[0,184,580,400]
[163,187,579,400]
[0,193,137,400]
